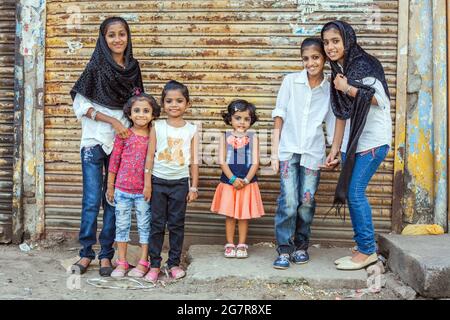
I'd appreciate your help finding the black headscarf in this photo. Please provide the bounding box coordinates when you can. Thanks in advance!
[321,20,390,217]
[70,17,144,109]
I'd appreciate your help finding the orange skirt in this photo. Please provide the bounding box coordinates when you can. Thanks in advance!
[211,182,265,220]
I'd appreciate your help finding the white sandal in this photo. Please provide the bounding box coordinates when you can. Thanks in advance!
[236,244,248,259]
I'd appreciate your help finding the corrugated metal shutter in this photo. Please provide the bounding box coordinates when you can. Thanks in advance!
[0,0,15,243]
[44,1,397,246]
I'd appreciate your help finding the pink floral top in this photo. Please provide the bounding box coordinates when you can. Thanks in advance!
[108,130,149,194]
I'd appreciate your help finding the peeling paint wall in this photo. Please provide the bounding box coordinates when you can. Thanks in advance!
[14,0,46,240]
[431,0,447,230]
[404,0,448,230]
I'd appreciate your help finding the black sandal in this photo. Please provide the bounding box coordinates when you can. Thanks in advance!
[71,258,91,275]
[99,258,113,277]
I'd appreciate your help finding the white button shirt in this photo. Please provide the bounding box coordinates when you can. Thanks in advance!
[72,93,130,155]
[272,70,335,170]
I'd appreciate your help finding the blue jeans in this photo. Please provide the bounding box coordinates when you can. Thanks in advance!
[341,145,389,255]
[275,154,320,254]
[114,189,151,244]
[79,145,116,260]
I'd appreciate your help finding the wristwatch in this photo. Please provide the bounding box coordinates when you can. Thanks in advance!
[243,178,250,185]
[144,168,152,174]
[189,187,198,193]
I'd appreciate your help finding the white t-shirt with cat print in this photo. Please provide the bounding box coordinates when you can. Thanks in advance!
[152,119,197,180]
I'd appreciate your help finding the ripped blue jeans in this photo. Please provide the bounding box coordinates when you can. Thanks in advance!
[275,154,320,254]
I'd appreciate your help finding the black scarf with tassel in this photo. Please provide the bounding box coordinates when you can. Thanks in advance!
[321,21,390,217]
[70,17,144,109]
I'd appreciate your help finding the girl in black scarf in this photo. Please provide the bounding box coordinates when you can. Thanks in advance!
[70,17,144,277]
[320,21,392,270]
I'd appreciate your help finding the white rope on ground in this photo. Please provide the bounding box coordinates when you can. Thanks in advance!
[86,277,158,290]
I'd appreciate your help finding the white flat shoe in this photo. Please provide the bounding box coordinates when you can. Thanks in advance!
[336,253,378,270]
[334,246,359,265]
[334,256,352,265]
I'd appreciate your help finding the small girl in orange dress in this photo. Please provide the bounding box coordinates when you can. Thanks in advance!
[211,99,265,258]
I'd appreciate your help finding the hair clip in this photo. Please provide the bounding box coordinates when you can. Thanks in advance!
[132,87,142,96]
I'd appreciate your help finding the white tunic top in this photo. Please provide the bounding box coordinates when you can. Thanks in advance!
[271,70,336,170]
[72,93,130,155]
[152,119,197,180]
[340,77,392,153]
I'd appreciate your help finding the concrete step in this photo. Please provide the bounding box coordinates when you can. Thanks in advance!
[378,234,450,298]
[186,245,368,289]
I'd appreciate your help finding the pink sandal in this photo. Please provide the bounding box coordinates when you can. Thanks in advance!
[224,243,236,258]
[128,259,150,278]
[169,266,186,280]
[144,267,160,283]
[111,260,129,278]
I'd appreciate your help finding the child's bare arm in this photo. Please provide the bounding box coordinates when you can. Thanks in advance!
[188,130,200,202]
[219,134,244,190]
[85,108,130,139]
[106,172,116,203]
[244,134,260,182]
[219,133,233,178]
[271,117,283,172]
[320,118,346,170]
[106,135,124,202]
[143,127,157,201]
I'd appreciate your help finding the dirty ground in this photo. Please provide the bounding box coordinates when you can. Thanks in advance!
[0,238,402,300]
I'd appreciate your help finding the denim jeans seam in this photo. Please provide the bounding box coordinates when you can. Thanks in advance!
[275,155,301,251]
[79,143,115,260]
[115,189,151,245]
[293,165,319,251]
[350,150,384,254]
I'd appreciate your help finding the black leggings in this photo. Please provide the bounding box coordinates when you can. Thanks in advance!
[148,176,189,268]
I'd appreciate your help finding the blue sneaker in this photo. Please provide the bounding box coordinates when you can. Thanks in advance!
[273,254,291,270]
[291,250,309,264]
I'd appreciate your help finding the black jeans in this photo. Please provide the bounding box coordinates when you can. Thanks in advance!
[149,176,189,268]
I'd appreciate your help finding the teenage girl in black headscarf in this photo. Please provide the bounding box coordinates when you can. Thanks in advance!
[70,17,144,276]
[320,21,392,270]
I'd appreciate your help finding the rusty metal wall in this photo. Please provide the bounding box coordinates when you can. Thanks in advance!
[0,0,15,243]
[44,0,399,246]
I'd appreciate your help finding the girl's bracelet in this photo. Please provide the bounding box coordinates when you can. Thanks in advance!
[229,175,237,184]
[91,110,99,121]
[345,85,353,95]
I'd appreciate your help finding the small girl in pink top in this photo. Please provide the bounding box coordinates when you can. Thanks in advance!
[106,93,160,278]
